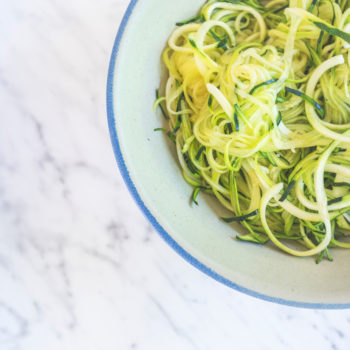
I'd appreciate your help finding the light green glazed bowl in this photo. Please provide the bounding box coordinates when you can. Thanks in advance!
[107,0,350,308]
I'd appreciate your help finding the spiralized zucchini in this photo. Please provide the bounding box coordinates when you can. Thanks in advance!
[154,0,350,262]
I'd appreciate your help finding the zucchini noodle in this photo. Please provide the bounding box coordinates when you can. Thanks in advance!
[154,0,350,263]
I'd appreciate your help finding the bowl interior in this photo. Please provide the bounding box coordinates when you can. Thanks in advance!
[109,0,350,307]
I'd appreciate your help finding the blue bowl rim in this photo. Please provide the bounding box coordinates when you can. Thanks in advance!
[106,0,350,310]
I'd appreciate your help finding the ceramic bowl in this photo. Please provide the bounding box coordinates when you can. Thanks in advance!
[107,0,350,308]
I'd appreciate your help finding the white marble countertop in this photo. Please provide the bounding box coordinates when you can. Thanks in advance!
[1,1,350,349]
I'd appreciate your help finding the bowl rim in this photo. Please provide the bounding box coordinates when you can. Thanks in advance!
[106,0,350,310]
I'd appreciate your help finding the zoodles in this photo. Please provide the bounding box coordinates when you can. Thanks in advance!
[154,0,350,262]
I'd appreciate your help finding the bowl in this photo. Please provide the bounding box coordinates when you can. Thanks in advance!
[107,0,350,308]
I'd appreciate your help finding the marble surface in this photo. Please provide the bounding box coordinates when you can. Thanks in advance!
[1,1,350,349]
